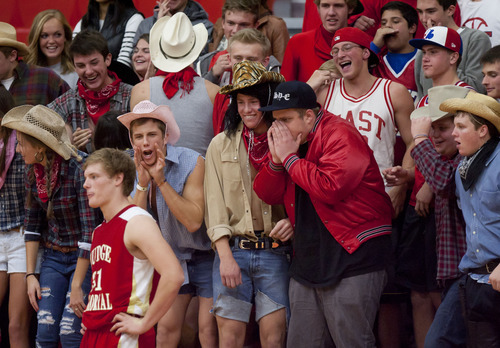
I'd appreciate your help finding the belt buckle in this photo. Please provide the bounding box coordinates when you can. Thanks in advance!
[486,263,493,274]
[238,239,251,250]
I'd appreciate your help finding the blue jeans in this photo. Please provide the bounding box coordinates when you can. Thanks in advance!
[425,277,466,348]
[179,250,214,298]
[212,246,290,323]
[37,248,92,348]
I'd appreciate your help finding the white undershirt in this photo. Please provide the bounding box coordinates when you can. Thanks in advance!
[1,76,15,90]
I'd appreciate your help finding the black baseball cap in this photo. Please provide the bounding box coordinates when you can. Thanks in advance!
[259,81,320,112]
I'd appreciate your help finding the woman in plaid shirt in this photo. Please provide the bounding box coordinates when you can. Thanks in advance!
[1,104,100,348]
[0,87,33,346]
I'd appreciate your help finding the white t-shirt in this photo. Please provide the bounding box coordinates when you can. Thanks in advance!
[1,76,15,90]
[458,0,500,46]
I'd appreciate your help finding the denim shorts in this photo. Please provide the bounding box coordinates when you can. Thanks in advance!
[0,228,26,273]
[179,249,214,298]
[212,245,290,323]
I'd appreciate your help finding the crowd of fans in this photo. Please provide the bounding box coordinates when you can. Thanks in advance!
[1,0,500,347]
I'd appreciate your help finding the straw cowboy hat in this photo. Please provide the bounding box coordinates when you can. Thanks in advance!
[440,91,500,132]
[1,105,80,160]
[118,100,181,145]
[150,12,208,73]
[0,22,29,57]
[411,85,471,122]
[220,61,285,95]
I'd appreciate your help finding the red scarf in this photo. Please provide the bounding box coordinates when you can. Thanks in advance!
[33,155,62,203]
[156,67,199,99]
[242,126,269,172]
[78,71,121,125]
[314,25,336,62]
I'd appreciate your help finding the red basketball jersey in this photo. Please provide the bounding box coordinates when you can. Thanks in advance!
[82,205,155,332]
[374,54,418,103]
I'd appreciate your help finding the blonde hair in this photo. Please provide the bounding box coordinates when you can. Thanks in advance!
[228,28,271,57]
[26,9,75,74]
[319,59,340,78]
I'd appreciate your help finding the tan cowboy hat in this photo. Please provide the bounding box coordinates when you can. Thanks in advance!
[1,105,80,160]
[440,91,500,132]
[411,85,471,122]
[118,100,181,145]
[220,61,285,95]
[0,22,29,57]
[150,12,208,73]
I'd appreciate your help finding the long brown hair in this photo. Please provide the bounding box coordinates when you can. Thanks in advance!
[0,86,15,175]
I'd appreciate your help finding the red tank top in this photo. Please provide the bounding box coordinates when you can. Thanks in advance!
[82,205,155,330]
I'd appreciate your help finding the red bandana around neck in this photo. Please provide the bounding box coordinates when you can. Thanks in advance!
[156,67,199,99]
[78,70,121,125]
[33,155,62,203]
[242,126,270,172]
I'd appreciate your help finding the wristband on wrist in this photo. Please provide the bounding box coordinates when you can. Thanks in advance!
[25,273,36,279]
[413,134,429,140]
[157,179,167,188]
[136,183,148,192]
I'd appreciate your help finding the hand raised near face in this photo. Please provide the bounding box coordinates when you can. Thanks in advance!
[269,121,301,163]
[134,145,151,187]
[147,143,166,186]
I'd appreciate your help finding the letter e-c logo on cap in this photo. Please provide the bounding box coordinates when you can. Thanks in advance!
[274,92,290,101]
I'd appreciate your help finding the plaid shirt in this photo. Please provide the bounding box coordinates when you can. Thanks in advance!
[48,82,132,152]
[24,154,101,259]
[0,153,25,231]
[411,139,467,281]
[9,61,69,106]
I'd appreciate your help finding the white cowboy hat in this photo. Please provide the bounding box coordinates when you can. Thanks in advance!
[0,22,29,57]
[411,85,471,122]
[149,12,208,73]
[117,100,181,145]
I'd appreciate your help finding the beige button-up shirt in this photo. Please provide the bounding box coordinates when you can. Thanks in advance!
[204,123,285,244]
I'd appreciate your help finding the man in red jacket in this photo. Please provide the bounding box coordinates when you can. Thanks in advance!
[254,81,393,346]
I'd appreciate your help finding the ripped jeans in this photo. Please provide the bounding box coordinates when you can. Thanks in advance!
[37,248,92,348]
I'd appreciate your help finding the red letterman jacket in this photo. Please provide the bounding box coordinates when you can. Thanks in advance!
[253,111,393,254]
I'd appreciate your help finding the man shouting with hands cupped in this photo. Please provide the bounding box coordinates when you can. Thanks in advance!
[119,101,217,348]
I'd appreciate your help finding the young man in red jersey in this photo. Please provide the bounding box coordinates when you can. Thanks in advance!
[80,148,184,347]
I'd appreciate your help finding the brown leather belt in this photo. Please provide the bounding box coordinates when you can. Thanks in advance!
[44,242,78,253]
[229,236,291,250]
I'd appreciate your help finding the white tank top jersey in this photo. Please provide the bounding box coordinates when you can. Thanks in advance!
[324,78,396,176]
